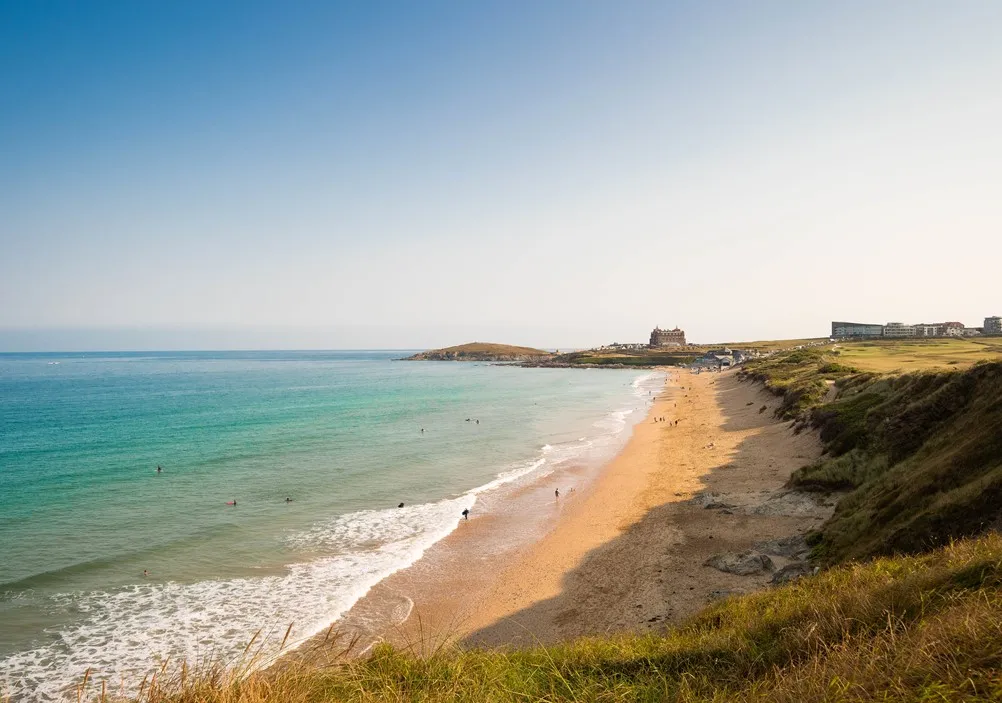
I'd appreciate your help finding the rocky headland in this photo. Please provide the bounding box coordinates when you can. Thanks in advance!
[403,342,554,362]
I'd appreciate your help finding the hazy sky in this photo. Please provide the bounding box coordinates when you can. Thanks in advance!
[2,1,1000,350]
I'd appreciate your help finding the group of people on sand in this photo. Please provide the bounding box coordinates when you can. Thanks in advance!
[654,417,679,425]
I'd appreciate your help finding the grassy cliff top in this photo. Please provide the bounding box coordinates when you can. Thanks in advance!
[739,345,1002,565]
[404,342,553,360]
[120,533,1002,702]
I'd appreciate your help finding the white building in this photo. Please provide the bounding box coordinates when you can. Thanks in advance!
[883,322,917,337]
[914,323,945,337]
[984,316,1002,336]
[943,322,966,337]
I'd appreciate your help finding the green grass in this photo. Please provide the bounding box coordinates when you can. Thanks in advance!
[738,347,857,418]
[800,362,1002,563]
[742,346,1002,566]
[712,338,828,352]
[554,351,696,366]
[91,534,1002,702]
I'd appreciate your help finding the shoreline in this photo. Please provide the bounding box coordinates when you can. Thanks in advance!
[293,368,827,663]
[283,370,666,663]
[462,369,826,645]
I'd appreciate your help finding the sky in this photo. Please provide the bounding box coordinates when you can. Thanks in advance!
[1,1,1000,351]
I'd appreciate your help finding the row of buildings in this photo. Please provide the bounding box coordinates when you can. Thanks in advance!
[832,317,1002,339]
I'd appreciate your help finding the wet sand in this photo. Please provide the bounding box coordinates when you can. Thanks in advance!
[296,369,825,660]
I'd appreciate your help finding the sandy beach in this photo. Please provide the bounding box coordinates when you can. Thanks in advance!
[305,368,827,659]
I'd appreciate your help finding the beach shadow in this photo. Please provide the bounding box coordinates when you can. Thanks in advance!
[462,371,823,649]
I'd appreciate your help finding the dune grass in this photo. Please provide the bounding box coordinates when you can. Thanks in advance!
[738,347,858,418]
[83,534,1002,703]
[796,361,1002,563]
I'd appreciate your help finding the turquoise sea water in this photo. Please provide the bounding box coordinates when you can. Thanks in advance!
[0,351,659,701]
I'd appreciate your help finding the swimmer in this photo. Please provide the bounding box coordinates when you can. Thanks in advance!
[143,569,149,577]
[156,465,162,473]
[398,502,405,508]
[227,500,237,506]
[285,497,293,503]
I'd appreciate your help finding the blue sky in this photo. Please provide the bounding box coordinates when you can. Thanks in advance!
[2,1,1000,350]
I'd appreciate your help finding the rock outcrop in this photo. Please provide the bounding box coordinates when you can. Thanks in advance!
[704,552,775,576]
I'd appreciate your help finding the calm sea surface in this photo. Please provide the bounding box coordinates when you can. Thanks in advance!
[0,351,659,700]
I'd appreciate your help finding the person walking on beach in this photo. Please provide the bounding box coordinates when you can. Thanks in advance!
[555,488,560,499]
[462,508,470,520]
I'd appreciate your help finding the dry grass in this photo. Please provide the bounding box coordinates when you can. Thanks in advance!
[837,337,1002,373]
[60,535,1002,703]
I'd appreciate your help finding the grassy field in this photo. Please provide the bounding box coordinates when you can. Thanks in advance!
[91,534,1002,703]
[713,338,828,352]
[551,349,696,366]
[836,337,1002,372]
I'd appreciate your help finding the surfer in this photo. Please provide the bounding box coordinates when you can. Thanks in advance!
[156,465,162,473]
[398,502,404,508]
[285,497,293,503]
[227,500,237,506]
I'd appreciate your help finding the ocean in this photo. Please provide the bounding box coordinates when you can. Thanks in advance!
[0,351,660,701]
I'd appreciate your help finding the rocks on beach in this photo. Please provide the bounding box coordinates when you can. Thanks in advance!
[755,534,811,560]
[771,562,816,584]
[704,552,775,576]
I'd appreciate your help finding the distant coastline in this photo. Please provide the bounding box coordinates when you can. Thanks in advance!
[402,341,700,368]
